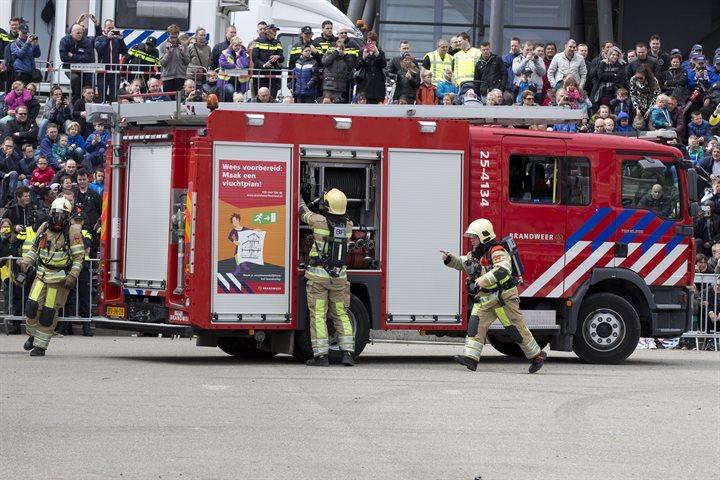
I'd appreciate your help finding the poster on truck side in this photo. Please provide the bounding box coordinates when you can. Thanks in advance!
[215,158,287,295]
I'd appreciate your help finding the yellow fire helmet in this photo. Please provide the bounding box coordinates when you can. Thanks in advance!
[464,218,495,244]
[324,188,347,215]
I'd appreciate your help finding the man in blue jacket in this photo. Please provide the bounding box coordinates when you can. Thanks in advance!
[94,19,127,103]
[10,24,40,84]
[59,24,95,104]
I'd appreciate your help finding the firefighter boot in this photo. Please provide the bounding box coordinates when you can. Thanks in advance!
[29,347,46,357]
[528,351,547,374]
[341,351,355,367]
[453,354,478,371]
[23,336,34,351]
[307,355,329,367]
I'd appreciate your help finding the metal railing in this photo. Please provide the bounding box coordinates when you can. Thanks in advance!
[1,256,99,333]
[685,272,720,350]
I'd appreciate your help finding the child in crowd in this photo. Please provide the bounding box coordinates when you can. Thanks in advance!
[39,123,59,168]
[0,81,32,125]
[290,44,320,104]
[19,143,35,185]
[65,122,86,162]
[542,88,556,106]
[590,104,613,125]
[89,168,104,197]
[442,92,456,105]
[649,94,672,130]
[436,68,458,103]
[512,67,537,105]
[415,69,438,105]
[603,118,615,133]
[52,134,70,167]
[610,87,633,116]
[688,111,713,142]
[29,155,55,203]
[84,122,111,172]
[202,70,224,101]
[354,93,367,104]
[687,135,705,164]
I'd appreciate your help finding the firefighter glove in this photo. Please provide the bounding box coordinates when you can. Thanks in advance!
[64,274,77,289]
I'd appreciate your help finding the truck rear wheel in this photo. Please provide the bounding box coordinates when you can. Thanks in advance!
[488,336,549,357]
[573,293,640,364]
[217,338,278,359]
[293,294,370,362]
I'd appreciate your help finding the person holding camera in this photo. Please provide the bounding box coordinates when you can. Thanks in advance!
[94,18,127,103]
[159,24,190,95]
[9,23,40,85]
[694,200,720,257]
[354,31,386,105]
[512,41,546,99]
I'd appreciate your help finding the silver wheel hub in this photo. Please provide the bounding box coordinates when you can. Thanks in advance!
[583,308,625,351]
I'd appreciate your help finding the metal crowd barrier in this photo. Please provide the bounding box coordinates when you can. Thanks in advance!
[685,272,720,350]
[1,256,99,333]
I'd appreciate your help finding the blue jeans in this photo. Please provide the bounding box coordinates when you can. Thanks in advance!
[84,147,106,172]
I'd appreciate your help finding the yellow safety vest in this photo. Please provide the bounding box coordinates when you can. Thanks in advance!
[424,50,453,85]
[453,47,481,86]
[128,47,160,65]
[18,226,37,257]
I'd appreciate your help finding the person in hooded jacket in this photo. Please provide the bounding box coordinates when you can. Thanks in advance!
[289,44,320,103]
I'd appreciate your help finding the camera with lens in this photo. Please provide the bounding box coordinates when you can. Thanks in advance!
[112,30,120,36]
[532,53,538,60]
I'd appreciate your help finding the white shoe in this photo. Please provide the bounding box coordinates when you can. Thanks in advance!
[648,339,657,349]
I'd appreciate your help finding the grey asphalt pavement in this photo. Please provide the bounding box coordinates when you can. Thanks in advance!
[0,335,718,480]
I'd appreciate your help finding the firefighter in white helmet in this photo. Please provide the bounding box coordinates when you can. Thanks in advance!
[441,218,547,373]
[299,188,355,366]
[17,197,85,356]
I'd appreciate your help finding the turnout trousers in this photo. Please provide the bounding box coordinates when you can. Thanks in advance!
[461,288,541,362]
[306,277,354,357]
[24,278,70,350]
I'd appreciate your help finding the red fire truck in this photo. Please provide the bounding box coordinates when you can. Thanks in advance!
[89,102,698,364]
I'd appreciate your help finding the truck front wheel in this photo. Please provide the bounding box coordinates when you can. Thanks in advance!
[293,294,370,363]
[573,293,640,364]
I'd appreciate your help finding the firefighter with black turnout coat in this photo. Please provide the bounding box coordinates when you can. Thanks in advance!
[441,218,547,373]
[18,197,84,356]
[299,188,355,367]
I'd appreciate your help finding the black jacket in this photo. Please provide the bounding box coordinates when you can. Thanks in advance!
[474,54,507,94]
[3,119,39,148]
[75,187,102,229]
[355,50,388,101]
[591,61,627,102]
[662,67,689,104]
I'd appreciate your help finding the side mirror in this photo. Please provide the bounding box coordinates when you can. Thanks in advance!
[687,168,699,203]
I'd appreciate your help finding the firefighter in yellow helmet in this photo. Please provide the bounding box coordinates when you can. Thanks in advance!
[299,188,355,366]
[441,218,547,373]
[18,197,85,356]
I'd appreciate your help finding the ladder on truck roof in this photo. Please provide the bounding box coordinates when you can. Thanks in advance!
[87,102,583,128]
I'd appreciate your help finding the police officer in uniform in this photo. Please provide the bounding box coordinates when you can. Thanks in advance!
[441,219,547,373]
[18,197,84,356]
[299,188,355,367]
[126,36,160,84]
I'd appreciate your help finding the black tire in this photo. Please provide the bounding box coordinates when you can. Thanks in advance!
[573,293,640,364]
[488,335,549,357]
[293,294,370,362]
[217,337,278,358]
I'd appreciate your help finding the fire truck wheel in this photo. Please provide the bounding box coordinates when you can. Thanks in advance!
[488,336,549,357]
[573,293,640,364]
[292,294,370,363]
[217,337,278,358]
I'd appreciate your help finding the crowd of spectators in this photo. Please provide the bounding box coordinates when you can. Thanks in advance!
[1,15,720,343]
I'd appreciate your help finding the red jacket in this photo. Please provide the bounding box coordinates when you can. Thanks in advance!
[30,166,55,187]
[415,83,438,105]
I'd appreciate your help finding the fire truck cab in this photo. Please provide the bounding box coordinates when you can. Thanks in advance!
[91,102,698,364]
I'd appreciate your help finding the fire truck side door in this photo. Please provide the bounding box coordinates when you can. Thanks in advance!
[385,149,465,324]
[500,137,567,299]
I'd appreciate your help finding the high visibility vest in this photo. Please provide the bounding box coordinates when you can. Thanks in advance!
[0,31,9,43]
[18,226,37,257]
[424,50,453,85]
[454,47,481,86]
[128,47,160,65]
